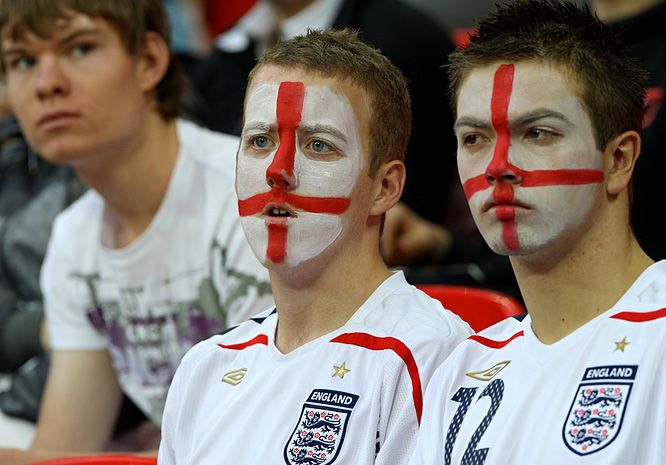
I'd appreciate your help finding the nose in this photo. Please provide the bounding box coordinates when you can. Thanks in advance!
[35,56,69,100]
[485,149,522,185]
[265,136,298,190]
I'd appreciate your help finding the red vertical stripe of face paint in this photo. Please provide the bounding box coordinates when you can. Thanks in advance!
[264,82,304,264]
[268,223,288,263]
[266,82,305,182]
[487,64,514,181]
[489,64,520,252]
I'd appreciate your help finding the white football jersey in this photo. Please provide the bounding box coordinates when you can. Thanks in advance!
[159,272,472,465]
[411,260,666,465]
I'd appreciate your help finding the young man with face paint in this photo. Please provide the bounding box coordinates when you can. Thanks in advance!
[0,1,272,463]
[158,29,472,465]
[410,1,666,464]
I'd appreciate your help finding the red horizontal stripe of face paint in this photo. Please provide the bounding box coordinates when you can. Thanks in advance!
[218,334,269,350]
[468,330,524,349]
[610,308,666,323]
[238,189,351,216]
[463,169,605,200]
[330,332,423,424]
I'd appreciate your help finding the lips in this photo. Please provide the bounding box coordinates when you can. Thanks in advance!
[482,199,530,213]
[36,111,81,130]
[261,202,297,219]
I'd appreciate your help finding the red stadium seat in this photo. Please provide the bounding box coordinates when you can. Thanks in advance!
[31,456,156,465]
[417,285,525,332]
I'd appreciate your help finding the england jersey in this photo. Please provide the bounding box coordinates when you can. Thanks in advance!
[158,272,471,465]
[411,260,666,465]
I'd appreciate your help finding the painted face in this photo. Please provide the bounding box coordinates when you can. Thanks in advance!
[237,78,364,267]
[455,62,605,255]
[2,14,151,166]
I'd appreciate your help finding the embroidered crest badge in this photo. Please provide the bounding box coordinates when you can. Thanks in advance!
[562,365,638,456]
[284,389,359,465]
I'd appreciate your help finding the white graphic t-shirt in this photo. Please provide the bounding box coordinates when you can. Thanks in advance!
[41,120,272,424]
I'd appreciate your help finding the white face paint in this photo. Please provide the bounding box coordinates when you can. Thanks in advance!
[455,61,605,256]
[237,80,364,268]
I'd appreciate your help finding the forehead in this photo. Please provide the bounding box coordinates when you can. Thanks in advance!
[246,65,370,122]
[2,13,112,48]
[456,61,590,123]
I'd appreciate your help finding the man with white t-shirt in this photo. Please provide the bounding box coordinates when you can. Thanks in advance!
[410,1,666,464]
[0,1,271,463]
[158,29,472,465]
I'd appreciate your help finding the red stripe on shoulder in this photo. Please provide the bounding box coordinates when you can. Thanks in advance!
[217,334,268,350]
[468,331,524,349]
[610,307,666,323]
[330,332,423,425]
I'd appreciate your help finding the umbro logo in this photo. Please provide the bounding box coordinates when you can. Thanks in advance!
[222,368,248,386]
[466,360,511,381]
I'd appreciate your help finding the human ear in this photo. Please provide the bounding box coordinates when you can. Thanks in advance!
[605,130,641,196]
[136,31,170,95]
[369,160,406,216]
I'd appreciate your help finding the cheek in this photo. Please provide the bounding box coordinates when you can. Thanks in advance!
[457,152,488,184]
[294,150,361,197]
[236,152,275,199]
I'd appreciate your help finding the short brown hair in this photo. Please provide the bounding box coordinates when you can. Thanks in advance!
[248,29,411,176]
[0,0,185,119]
[448,0,647,150]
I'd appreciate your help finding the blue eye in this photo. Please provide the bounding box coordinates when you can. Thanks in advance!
[309,139,332,153]
[251,136,270,149]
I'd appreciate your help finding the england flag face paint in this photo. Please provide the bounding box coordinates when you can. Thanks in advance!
[455,61,605,255]
[237,78,364,268]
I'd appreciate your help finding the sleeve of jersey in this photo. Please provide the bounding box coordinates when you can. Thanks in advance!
[210,200,274,327]
[376,324,470,465]
[41,216,107,350]
[158,341,211,464]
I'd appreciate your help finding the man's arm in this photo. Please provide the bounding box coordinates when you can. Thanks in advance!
[33,348,123,450]
[0,348,124,464]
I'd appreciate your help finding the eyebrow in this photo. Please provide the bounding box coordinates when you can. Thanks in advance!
[513,110,573,127]
[2,27,101,57]
[300,124,348,143]
[242,121,272,135]
[453,118,492,133]
[454,110,573,133]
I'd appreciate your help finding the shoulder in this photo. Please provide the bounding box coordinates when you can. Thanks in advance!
[425,316,525,368]
[607,260,666,328]
[181,308,276,366]
[346,273,472,350]
[176,119,240,180]
[50,190,102,246]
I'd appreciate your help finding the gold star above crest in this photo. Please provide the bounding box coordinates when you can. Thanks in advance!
[614,337,630,352]
[332,361,351,379]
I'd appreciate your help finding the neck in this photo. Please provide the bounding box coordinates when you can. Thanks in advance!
[270,227,390,353]
[511,204,653,344]
[77,113,179,248]
[590,0,663,22]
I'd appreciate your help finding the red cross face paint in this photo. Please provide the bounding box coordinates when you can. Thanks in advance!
[237,80,364,267]
[455,62,606,255]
